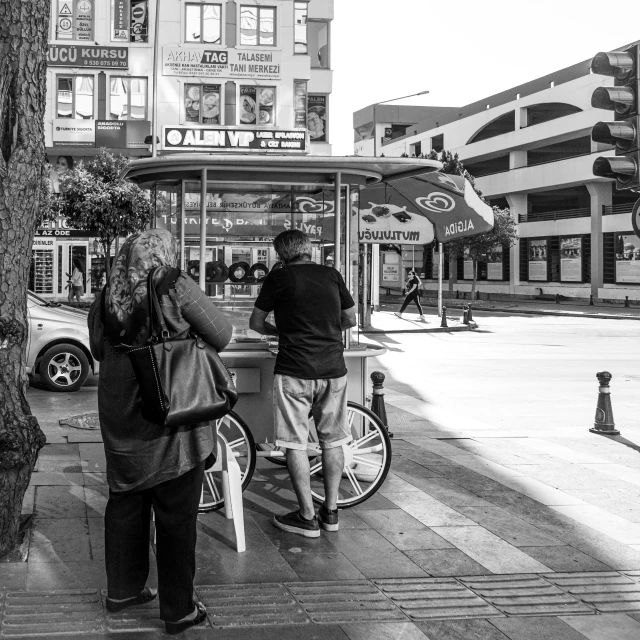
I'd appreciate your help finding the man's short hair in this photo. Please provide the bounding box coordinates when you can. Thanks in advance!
[273,230,312,264]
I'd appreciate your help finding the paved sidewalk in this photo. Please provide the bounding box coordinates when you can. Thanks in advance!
[2,385,640,638]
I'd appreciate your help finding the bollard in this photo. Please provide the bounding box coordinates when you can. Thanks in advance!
[590,294,594,306]
[476,290,480,301]
[625,296,630,308]
[462,306,469,324]
[440,305,448,328]
[456,290,459,299]
[467,305,473,322]
[370,371,392,438]
[555,293,560,304]
[590,371,620,436]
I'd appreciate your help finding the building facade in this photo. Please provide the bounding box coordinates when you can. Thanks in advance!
[36,0,333,299]
[354,45,640,301]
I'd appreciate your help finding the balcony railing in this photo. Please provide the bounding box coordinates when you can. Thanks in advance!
[518,207,590,223]
[603,203,637,216]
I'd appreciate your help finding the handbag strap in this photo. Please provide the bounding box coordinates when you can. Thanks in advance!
[147,268,170,342]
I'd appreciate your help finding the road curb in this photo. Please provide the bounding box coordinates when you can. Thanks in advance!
[363,323,476,335]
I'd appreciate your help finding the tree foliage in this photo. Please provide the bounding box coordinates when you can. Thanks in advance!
[58,149,151,276]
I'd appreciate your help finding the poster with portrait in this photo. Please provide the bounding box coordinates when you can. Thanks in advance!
[560,236,582,282]
[528,238,547,281]
[463,246,473,279]
[432,249,440,279]
[47,154,79,193]
[615,234,640,283]
[307,94,327,142]
[486,244,503,280]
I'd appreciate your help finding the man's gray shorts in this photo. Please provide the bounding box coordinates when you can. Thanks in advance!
[273,374,351,451]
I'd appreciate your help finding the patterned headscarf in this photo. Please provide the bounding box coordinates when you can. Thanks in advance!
[105,229,178,345]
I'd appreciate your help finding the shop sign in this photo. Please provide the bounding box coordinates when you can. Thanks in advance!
[486,244,503,280]
[358,201,434,245]
[615,234,640,283]
[162,47,281,79]
[382,264,399,282]
[33,238,56,248]
[37,216,93,237]
[163,126,307,153]
[53,119,95,147]
[95,120,150,148]
[113,0,130,39]
[528,238,547,281]
[307,95,327,142]
[463,247,473,280]
[560,237,582,282]
[47,44,128,68]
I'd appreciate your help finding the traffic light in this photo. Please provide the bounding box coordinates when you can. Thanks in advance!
[591,44,640,191]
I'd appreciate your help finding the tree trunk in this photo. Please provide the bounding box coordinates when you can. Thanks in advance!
[0,0,49,558]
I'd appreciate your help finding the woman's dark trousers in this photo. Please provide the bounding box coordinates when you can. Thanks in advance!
[104,462,205,622]
[399,291,423,315]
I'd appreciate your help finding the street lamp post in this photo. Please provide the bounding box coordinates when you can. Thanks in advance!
[372,90,429,157]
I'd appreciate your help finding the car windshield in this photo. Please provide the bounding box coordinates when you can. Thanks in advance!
[28,291,52,306]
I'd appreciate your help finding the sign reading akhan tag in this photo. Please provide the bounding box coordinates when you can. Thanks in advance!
[163,126,307,153]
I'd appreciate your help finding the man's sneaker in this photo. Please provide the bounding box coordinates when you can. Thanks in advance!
[394,312,403,318]
[419,315,426,322]
[273,510,320,538]
[318,504,339,531]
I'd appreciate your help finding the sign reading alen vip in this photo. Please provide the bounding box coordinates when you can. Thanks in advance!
[162,47,281,79]
[47,44,128,68]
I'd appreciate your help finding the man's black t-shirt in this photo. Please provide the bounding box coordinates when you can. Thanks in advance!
[254,263,355,379]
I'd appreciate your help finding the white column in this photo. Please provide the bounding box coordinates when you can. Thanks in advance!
[506,193,527,290]
[586,181,612,297]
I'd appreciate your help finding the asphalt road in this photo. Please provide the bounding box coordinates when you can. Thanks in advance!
[366,311,640,436]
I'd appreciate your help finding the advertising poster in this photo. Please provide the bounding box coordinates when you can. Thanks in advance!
[382,264,399,282]
[560,236,582,282]
[615,234,640,283]
[528,238,547,281]
[53,119,95,147]
[307,95,327,142]
[463,246,474,279]
[185,85,221,124]
[75,0,93,40]
[130,0,148,42]
[57,0,73,39]
[432,250,440,279]
[486,244,503,280]
[113,0,130,39]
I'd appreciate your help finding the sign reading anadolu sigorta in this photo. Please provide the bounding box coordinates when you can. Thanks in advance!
[47,44,128,68]
[163,126,307,153]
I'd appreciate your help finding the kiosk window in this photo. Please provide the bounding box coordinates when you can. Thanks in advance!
[184,84,222,124]
[111,0,149,42]
[110,77,147,120]
[57,75,94,119]
[294,2,308,53]
[239,86,275,126]
[185,3,222,44]
[239,5,275,46]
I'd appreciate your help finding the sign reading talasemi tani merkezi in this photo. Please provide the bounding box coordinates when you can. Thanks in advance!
[164,126,307,153]
[47,44,128,68]
[162,47,281,79]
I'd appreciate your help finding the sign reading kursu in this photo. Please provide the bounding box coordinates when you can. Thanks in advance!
[47,44,128,68]
[162,47,281,79]
[163,126,307,153]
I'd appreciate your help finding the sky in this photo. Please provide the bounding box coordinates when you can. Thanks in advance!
[330,0,640,156]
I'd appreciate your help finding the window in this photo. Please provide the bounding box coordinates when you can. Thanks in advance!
[54,0,95,41]
[294,2,308,54]
[56,75,94,119]
[184,84,222,124]
[239,5,275,46]
[431,134,444,153]
[112,0,149,42]
[307,94,327,142]
[308,21,329,68]
[410,142,422,157]
[110,77,148,120]
[239,86,275,125]
[185,3,222,44]
[294,81,307,129]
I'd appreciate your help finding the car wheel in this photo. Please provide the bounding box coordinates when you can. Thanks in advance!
[39,344,90,392]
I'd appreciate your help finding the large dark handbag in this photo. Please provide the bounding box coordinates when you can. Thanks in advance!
[127,268,237,427]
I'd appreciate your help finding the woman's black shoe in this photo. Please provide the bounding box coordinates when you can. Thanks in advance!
[106,586,157,613]
[165,602,208,635]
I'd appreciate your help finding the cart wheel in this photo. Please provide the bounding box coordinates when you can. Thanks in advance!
[199,411,256,513]
[309,402,392,508]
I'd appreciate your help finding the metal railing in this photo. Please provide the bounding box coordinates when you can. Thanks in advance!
[518,207,590,223]
[603,203,637,216]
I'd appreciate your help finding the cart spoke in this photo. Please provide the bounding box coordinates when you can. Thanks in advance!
[351,455,383,471]
[344,466,363,495]
[227,437,246,450]
[205,472,221,503]
[350,431,380,450]
[309,461,323,476]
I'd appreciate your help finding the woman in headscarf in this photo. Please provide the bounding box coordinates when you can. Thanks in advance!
[88,229,233,635]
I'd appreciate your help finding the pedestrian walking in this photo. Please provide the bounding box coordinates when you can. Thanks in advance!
[395,269,425,321]
[87,229,233,634]
[249,230,357,537]
[68,259,84,304]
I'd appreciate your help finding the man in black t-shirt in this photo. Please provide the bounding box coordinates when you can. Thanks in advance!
[250,230,357,537]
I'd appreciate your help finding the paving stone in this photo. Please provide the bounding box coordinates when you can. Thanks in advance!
[250,513,337,554]
[28,472,86,487]
[399,477,491,508]
[560,613,640,640]
[383,492,477,527]
[0,563,28,590]
[282,551,365,582]
[104,590,164,633]
[350,493,400,511]
[340,621,429,640]
[429,526,552,574]
[519,546,613,572]
[403,550,490,577]
[497,477,586,506]
[36,443,82,472]
[459,575,594,616]
[550,505,640,544]
[201,624,351,639]
[287,580,405,624]
[34,485,86,518]
[26,561,108,591]
[87,517,105,563]
[375,577,501,620]
[28,517,92,563]
[379,472,426,494]
[196,583,309,627]
[21,486,35,515]
[490,615,593,640]
[78,444,107,473]
[84,485,108,518]
[1,589,104,636]
[455,506,565,547]
[416,618,511,640]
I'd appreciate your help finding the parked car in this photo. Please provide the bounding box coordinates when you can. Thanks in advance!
[27,291,98,392]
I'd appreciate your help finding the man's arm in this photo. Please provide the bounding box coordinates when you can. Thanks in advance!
[340,306,357,330]
[249,307,279,336]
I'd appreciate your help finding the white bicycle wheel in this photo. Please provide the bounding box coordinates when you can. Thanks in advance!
[199,411,256,513]
[309,402,392,508]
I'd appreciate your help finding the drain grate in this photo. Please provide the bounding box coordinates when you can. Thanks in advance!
[375,578,501,620]
[286,580,405,624]
[544,572,640,613]
[1,590,104,637]
[459,575,595,617]
[196,583,308,627]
